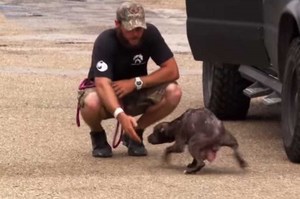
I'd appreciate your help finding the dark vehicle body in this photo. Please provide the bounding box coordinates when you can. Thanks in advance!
[185,0,300,162]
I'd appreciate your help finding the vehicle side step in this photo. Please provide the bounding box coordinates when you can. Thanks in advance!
[239,65,282,94]
[243,82,272,98]
[262,92,281,105]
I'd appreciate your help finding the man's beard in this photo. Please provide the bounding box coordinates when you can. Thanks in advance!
[116,28,142,49]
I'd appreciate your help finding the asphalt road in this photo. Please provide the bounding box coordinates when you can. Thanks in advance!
[0,1,300,198]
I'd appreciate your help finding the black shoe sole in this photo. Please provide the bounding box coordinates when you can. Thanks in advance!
[128,147,148,156]
[92,147,112,158]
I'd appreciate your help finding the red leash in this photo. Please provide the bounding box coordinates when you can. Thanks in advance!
[112,121,124,148]
[112,103,125,148]
[76,78,96,127]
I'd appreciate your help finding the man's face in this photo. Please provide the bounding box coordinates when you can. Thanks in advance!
[116,21,145,47]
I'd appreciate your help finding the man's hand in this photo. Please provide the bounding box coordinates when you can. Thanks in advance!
[117,112,141,143]
[112,79,135,98]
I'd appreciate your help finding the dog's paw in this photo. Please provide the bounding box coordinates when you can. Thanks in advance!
[240,160,249,169]
[187,159,197,168]
[184,163,205,174]
[183,166,202,174]
[184,167,200,174]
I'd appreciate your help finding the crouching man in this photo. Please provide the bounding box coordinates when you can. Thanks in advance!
[77,2,181,158]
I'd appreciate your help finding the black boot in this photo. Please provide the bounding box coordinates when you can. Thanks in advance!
[90,131,112,158]
[123,129,148,156]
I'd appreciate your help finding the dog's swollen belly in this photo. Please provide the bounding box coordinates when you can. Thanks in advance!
[205,149,217,162]
[201,147,219,162]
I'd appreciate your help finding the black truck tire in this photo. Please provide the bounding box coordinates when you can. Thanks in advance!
[281,38,300,163]
[202,62,251,120]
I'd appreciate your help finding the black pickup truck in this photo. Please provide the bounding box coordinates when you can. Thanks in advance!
[185,0,300,162]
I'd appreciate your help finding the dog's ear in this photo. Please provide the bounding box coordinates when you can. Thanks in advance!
[159,122,170,133]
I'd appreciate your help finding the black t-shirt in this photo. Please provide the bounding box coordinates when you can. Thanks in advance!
[87,23,173,81]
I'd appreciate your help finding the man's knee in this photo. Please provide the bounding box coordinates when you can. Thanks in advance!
[83,92,101,111]
[82,92,112,120]
[165,83,182,105]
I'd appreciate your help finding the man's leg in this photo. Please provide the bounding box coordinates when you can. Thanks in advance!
[137,83,182,129]
[79,89,112,157]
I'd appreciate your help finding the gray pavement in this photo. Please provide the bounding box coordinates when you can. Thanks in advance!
[1,1,300,199]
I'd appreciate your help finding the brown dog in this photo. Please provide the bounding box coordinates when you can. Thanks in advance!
[148,108,248,174]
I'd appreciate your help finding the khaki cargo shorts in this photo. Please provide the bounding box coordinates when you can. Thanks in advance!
[77,82,175,118]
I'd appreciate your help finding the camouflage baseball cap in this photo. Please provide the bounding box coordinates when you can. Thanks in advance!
[116,2,147,31]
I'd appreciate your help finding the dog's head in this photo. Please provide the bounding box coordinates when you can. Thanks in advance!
[148,122,175,144]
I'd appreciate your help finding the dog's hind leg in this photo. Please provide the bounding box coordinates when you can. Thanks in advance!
[220,131,248,168]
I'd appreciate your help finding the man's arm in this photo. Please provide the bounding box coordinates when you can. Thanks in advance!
[95,77,141,143]
[111,57,179,97]
[95,77,121,114]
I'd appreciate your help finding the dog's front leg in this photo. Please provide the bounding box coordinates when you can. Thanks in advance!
[163,141,185,164]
